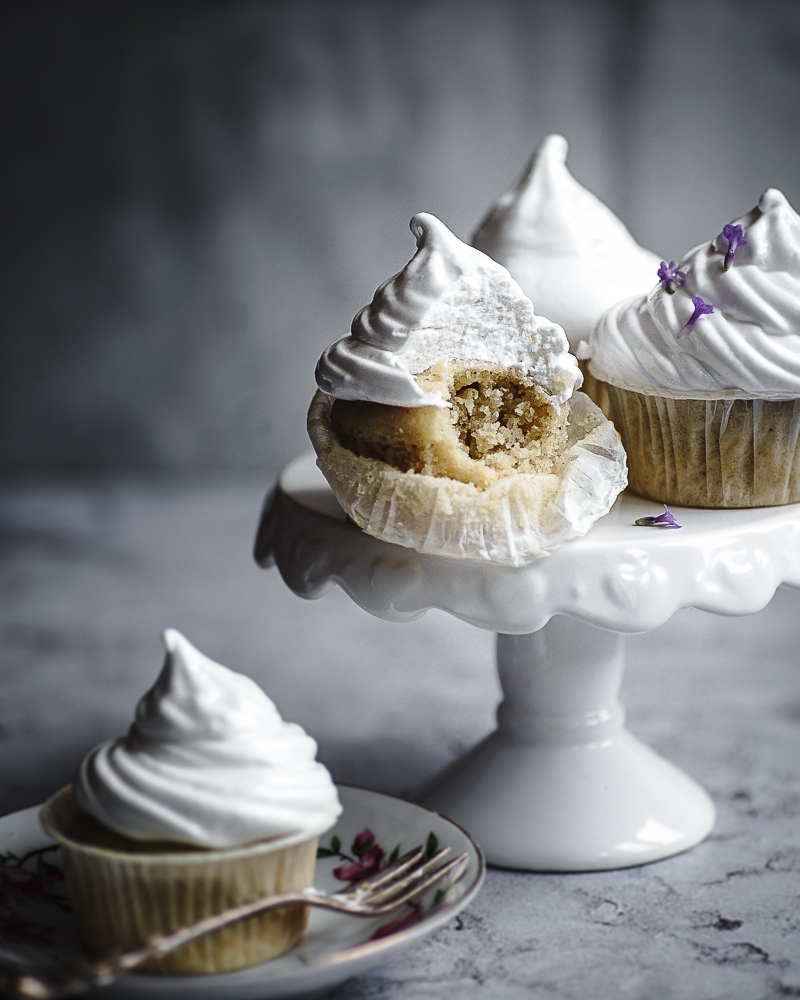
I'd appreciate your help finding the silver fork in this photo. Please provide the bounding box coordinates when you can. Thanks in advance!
[0,844,469,999]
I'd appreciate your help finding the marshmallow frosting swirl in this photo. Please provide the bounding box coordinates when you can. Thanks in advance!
[74,630,341,848]
[315,212,580,407]
[472,134,661,350]
[588,189,800,400]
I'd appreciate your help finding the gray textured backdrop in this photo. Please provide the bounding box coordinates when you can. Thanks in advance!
[3,0,800,473]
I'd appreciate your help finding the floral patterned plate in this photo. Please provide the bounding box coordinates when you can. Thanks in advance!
[0,785,484,999]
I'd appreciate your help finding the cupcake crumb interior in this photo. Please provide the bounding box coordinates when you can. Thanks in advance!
[330,360,568,489]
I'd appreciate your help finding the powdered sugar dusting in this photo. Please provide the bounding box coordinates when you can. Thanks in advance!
[316,213,580,407]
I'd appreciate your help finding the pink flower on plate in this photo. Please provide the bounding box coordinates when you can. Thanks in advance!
[0,866,56,905]
[352,828,377,854]
[330,828,391,882]
[333,844,387,882]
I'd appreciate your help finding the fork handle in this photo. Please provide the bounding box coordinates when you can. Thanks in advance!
[3,853,469,998]
[0,892,402,999]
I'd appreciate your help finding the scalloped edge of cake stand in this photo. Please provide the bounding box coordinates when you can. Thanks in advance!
[256,452,800,635]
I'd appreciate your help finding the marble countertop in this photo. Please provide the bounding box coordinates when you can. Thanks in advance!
[1,477,799,999]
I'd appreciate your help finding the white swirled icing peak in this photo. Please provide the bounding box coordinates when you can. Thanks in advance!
[74,629,341,848]
[587,189,800,399]
[315,212,580,407]
[471,134,662,349]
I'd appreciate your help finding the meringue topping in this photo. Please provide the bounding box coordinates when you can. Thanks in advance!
[315,212,580,408]
[74,630,341,848]
[587,189,800,399]
[471,134,662,349]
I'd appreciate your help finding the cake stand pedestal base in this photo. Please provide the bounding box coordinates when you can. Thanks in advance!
[421,617,714,870]
[258,453,800,872]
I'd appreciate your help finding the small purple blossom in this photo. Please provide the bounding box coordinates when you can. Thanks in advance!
[722,223,748,270]
[657,260,686,295]
[634,504,682,529]
[682,295,714,332]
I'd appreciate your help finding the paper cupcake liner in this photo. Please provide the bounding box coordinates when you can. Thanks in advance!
[606,386,800,508]
[577,359,610,417]
[40,788,320,975]
[308,389,627,566]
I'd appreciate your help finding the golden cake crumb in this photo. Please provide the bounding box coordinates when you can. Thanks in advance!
[330,360,569,491]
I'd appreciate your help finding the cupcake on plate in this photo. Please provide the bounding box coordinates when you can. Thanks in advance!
[310,212,627,566]
[471,134,662,405]
[40,630,341,975]
[586,188,800,508]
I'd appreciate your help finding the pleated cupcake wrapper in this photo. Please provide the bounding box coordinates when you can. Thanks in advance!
[40,788,319,975]
[577,359,611,418]
[606,386,800,508]
[308,389,628,566]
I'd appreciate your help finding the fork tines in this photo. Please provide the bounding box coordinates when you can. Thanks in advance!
[343,844,428,898]
[364,848,463,908]
[340,842,467,911]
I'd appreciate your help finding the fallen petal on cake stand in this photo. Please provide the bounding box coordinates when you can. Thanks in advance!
[256,453,800,871]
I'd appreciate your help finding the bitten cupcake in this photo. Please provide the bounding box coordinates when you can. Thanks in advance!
[586,188,800,508]
[40,630,341,974]
[471,134,661,405]
[310,212,627,565]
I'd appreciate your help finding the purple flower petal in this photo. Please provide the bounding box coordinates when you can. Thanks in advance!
[634,504,682,529]
[657,260,686,295]
[722,223,748,270]
[682,296,714,332]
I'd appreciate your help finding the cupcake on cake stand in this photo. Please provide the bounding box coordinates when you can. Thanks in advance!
[256,452,800,872]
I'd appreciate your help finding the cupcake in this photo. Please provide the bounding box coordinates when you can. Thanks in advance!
[40,630,341,974]
[311,212,627,565]
[586,188,800,508]
[471,134,662,405]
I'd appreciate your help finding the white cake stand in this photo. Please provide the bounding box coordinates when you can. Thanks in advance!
[255,453,800,872]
